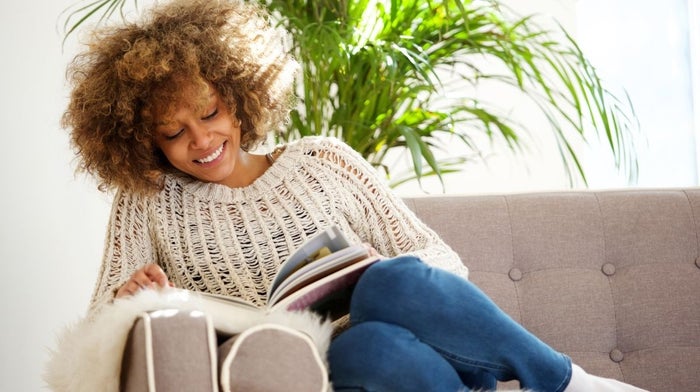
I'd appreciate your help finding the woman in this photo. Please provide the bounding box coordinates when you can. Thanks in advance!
[64,0,647,390]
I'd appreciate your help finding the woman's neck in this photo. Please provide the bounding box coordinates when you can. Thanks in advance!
[220,150,272,188]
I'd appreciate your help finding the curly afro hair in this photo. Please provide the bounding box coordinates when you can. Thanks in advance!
[64,0,298,193]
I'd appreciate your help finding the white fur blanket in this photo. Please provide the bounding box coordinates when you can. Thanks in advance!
[44,289,333,392]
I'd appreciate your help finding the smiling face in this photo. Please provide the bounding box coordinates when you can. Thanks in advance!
[152,83,246,186]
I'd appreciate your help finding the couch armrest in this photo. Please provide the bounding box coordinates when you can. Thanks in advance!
[120,309,218,392]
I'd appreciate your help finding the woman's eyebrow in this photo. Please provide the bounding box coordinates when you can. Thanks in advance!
[154,120,174,127]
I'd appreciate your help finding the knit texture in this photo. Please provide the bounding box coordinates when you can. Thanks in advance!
[89,137,469,313]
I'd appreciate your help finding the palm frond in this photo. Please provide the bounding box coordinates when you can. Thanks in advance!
[61,0,639,189]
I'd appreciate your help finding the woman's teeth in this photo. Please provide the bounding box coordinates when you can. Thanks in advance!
[196,144,224,163]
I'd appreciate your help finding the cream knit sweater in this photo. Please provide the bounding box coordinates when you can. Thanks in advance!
[89,137,469,313]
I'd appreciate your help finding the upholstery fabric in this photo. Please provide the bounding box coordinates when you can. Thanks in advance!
[404,188,700,391]
[121,310,217,392]
[218,324,329,392]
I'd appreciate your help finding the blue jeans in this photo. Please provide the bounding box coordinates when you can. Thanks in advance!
[328,256,572,392]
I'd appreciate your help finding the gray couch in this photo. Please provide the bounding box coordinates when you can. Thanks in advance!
[405,188,700,391]
[122,188,700,391]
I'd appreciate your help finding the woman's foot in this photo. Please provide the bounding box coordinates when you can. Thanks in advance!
[564,364,648,392]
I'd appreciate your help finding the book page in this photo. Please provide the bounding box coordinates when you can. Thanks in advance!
[268,244,369,305]
[269,225,350,297]
[196,291,260,310]
[273,256,380,317]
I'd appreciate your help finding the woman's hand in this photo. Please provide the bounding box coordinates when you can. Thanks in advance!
[115,263,172,299]
[363,243,383,258]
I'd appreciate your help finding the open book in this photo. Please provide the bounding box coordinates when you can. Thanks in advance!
[194,226,381,320]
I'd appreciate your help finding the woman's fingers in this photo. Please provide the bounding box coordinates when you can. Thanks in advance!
[143,263,169,287]
[115,280,141,298]
[131,269,155,289]
[115,264,170,299]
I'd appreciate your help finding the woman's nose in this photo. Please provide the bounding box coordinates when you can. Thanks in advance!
[189,124,213,149]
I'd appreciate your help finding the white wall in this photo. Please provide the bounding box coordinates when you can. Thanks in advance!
[576,0,698,188]
[0,1,112,390]
[0,0,695,391]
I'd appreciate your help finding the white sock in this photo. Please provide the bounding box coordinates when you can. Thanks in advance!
[564,364,648,392]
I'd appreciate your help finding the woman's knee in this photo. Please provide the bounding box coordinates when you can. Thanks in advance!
[350,256,424,318]
[362,255,423,285]
[328,321,402,370]
[327,321,401,390]
[351,255,477,323]
[328,321,464,392]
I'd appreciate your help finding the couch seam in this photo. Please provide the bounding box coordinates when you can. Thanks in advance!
[568,344,698,356]
[593,192,623,378]
[502,195,523,324]
[681,189,700,263]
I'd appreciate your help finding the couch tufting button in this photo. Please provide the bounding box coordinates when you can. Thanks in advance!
[609,349,624,363]
[508,268,523,281]
[695,257,700,269]
[602,263,616,276]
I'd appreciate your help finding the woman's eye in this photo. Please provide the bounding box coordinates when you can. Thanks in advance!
[165,129,184,140]
[203,108,218,120]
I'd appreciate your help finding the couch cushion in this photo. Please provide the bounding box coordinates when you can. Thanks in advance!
[120,309,218,392]
[217,323,328,392]
[405,189,700,391]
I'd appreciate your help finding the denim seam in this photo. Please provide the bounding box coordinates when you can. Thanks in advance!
[553,354,573,392]
[430,344,511,373]
[347,317,511,373]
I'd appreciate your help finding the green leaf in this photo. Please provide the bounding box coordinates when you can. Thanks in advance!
[63,0,640,191]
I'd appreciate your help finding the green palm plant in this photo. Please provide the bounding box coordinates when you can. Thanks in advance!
[62,0,638,189]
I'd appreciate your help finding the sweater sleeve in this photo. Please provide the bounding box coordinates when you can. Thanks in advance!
[315,138,469,280]
[87,189,158,314]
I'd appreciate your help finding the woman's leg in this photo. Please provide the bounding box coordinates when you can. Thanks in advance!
[348,256,572,392]
[328,321,470,392]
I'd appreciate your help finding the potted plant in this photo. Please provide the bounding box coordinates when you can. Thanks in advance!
[62,0,638,189]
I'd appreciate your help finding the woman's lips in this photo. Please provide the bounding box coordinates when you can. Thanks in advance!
[195,142,225,164]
